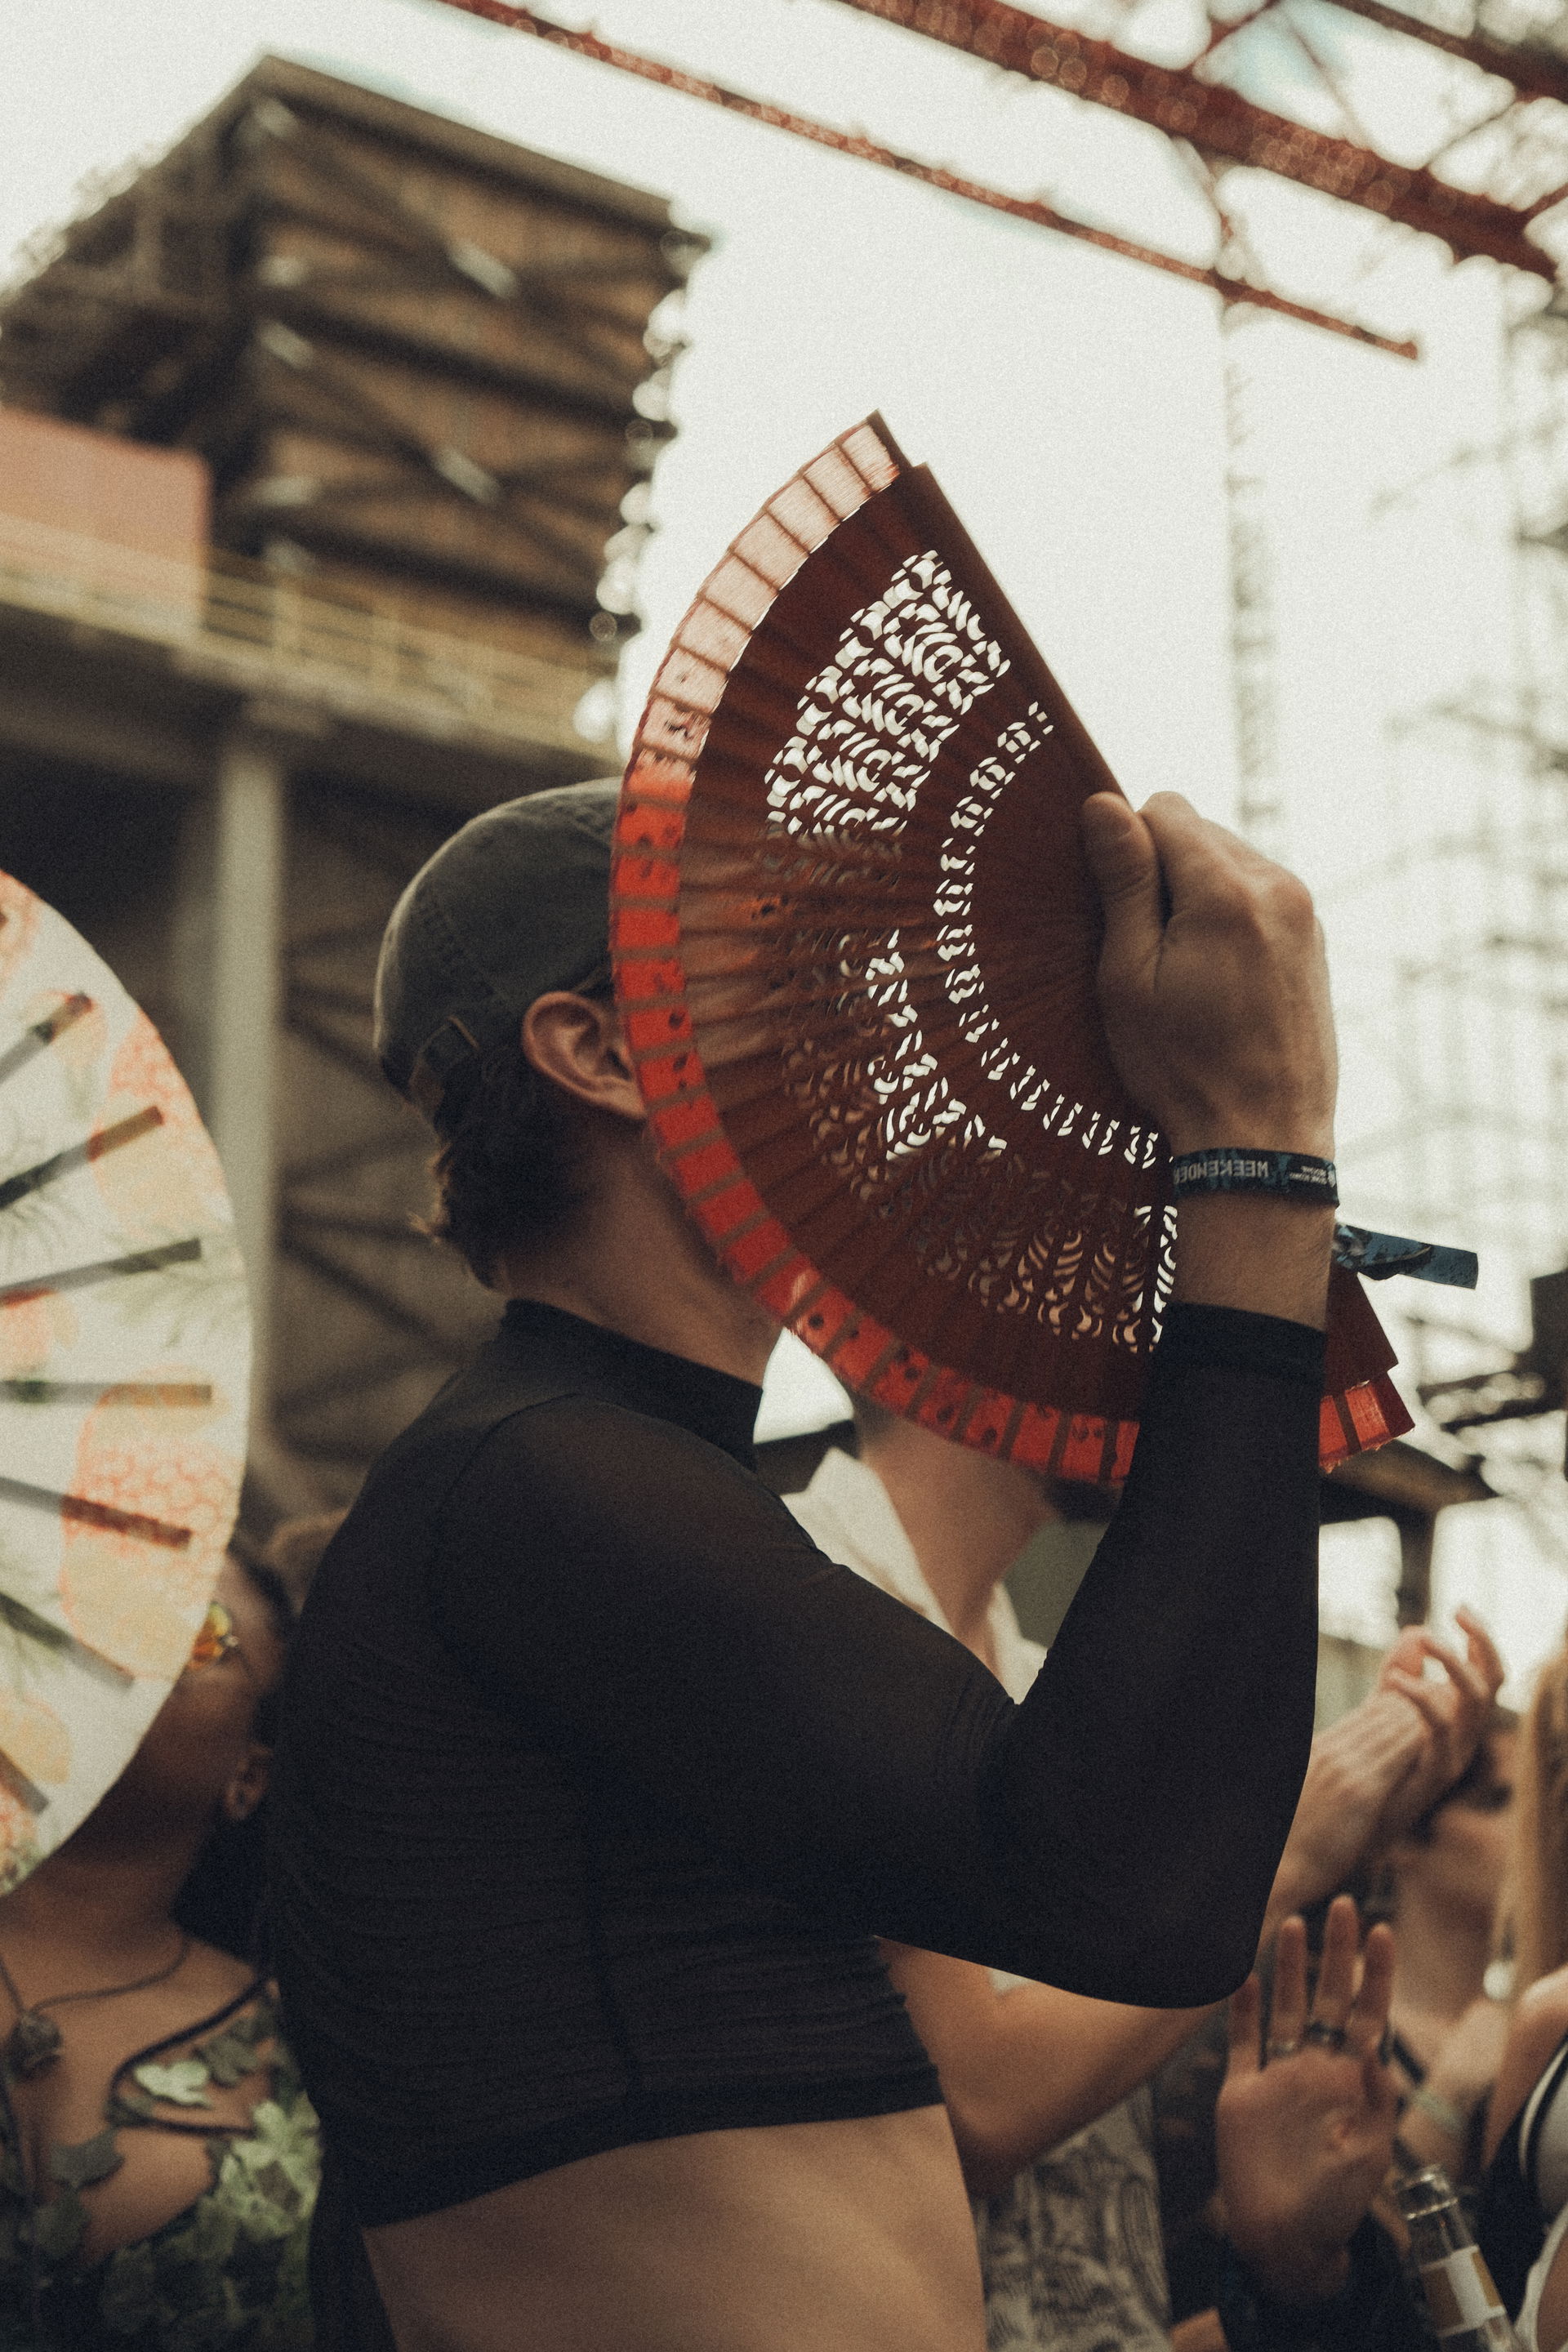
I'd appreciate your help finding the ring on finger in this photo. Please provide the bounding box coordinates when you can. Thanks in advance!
[1303,2021,1349,2051]
[1265,2037,1301,2060]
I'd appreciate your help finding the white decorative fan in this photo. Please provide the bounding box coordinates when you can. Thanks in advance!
[0,872,250,1891]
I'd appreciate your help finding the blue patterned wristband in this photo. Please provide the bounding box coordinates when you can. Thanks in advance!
[1169,1148,1339,1207]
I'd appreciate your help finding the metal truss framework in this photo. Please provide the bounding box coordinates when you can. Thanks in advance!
[427,0,1568,342]
[831,0,1560,270]
[270,782,492,1483]
[428,0,1423,349]
[1361,299,1568,1478]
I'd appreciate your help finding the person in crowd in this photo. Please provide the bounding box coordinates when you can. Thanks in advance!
[1158,1626,1511,2345]
[1477,1639,1568,2316]
[1487,1643,1568,2157]
[1210,1895,1546,2350]
[1214,1895,1416,2348]
[1200,1633,1568,2348]
[268,774,1347,2352]
[0,1513,340,2351]
[791,1401,1504,2350]
[1379,1695,1517,2184]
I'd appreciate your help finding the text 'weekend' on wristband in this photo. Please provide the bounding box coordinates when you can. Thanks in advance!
[1169,1149,1339,1208]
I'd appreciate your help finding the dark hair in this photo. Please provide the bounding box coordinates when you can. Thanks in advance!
[229,1545,296,1747]
[257,1509,345,1623]
[425,1025,603,1286]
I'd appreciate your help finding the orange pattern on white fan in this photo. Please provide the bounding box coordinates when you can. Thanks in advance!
[60,1379,238,1680]
[91,1012,229,1238]
[612,414,1411,1478]
[0,1780,39,1896]
[0,1290,75,1380]
[0,1688,70,1789]
[0,880,39,1000]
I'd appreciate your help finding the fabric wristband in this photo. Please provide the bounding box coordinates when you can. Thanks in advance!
[1405,2082,1471,2143]
[1170,1148,1339,1207]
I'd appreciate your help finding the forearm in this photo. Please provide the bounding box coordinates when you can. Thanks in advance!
[990,1304,1325,2005]
[884,1942,1206,2195]
[1262,1695,1428,1942]
[1173,1196,1333,1329]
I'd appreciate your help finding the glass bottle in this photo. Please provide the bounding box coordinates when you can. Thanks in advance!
[1397,2166,1521,2348]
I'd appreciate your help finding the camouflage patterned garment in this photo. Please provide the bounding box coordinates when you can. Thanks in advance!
[0,1984,318,2350]
[973,2083,1172,2352]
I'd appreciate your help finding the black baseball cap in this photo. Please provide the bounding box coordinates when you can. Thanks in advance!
[374,777,621,1123]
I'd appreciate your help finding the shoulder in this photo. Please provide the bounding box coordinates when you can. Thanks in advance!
[457,1392,781,1514]
[784,1450,934,1614]
[435,1394,829,1592]
[1512,1971,1568,2071]
[178,1938,267,2016]
[1489,1972,1568,2158]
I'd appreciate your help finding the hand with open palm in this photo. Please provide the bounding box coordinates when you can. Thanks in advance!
[1218,1895,1400,2309]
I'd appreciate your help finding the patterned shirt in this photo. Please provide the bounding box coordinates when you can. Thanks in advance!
[0,1981,318,2351]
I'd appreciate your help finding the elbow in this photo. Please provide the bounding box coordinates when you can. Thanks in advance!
[1029,1927,1252,2012]
[1135,1927,1256,2012]
[961,2146,1031,2202]
[945,2091,1045,2202]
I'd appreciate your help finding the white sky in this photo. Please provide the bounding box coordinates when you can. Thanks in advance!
[4,0,1565,1685]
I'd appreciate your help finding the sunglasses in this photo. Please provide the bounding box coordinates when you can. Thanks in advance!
[187,1599,247,1675]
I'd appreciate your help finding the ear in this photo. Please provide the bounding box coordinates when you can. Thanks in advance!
[221,1741,272,1825]
[520,991,644,1125]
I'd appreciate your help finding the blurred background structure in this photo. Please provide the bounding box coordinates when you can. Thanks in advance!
[1,0,1567,1690]
[0,56,699,1516]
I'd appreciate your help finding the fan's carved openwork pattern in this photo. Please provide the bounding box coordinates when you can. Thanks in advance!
[612,416,1410,1478]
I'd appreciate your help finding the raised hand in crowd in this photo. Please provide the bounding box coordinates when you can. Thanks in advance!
[1263,1610,1504,1939]
[1218,1898,1400,2310]
[1378,1607,1508,1834]
[893,1611,1499,2207]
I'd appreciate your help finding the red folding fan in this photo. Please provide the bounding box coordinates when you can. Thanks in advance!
[611,415,1410,1481]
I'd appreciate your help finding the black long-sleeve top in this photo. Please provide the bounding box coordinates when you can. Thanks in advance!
[268,1296,1324,2226]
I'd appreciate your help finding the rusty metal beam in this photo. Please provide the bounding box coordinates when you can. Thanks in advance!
[427,0,1417,351]
[829,0,1555,276]
[1322,0,1568,109]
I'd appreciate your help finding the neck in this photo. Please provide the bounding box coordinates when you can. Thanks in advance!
[498,1125,777,1387]
[0,1825,201,1989]
[1392,1878,1494,2035]
[862,1425,1052,1666]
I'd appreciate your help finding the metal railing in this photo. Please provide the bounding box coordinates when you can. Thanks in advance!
[0,506,612,753]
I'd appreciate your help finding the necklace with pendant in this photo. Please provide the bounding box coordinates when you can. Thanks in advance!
[0,1932,192,2079]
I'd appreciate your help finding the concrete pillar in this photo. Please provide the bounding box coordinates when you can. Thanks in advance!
[1394,1514,1434,1628]
[207,733,287,1433]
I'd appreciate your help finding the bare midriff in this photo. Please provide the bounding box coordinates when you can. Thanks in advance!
[363,2104,985,2352]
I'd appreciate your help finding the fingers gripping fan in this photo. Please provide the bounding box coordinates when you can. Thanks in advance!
[612,416,1409,1478]
[0,875,248,1890]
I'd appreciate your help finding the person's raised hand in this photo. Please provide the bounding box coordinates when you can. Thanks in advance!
[1080,792,1338,1325]
[1080,792,1336,1160]
[1376,1606,1504,1836]
[1218,1897,1399,2309]
[1265,1691,1430,1934]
